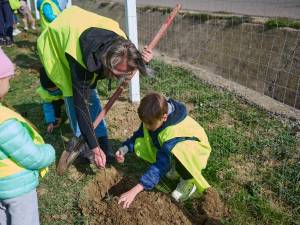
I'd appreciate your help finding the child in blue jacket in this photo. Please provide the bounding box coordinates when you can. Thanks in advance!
[116,92,211,208]
[0,48,56,225]
[36,67,64,133]
[37,0,62,30]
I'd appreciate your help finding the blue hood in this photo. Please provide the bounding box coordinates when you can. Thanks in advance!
[37,0,61,11]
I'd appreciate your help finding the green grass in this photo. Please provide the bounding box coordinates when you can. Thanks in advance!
[140,61,300,224]
[265,18,300,30]
[2,31,299,224]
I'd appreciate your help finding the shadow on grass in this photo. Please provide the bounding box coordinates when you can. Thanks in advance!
[13,103,44,126]
[14,40,36,49]
[15,53,40,70]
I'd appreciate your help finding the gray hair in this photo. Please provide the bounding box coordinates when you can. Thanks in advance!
[102,37,153,77]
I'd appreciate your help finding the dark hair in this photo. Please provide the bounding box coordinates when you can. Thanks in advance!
[102,37,153,77]
[39,67,57,89]
[138,92,168,124]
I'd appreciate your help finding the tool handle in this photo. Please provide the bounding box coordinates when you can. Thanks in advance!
[93,4,181,129]
[147,4,181,50]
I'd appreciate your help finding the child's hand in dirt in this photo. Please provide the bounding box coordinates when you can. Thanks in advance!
[47,123,54,133]
[47,118,62,133]
[115,150,125,163]
[118,183,144,208]
[141,46,153,63]
[115,146,129,163]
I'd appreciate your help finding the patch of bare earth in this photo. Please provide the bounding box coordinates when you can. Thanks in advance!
[228,154,258,185]
[207,112,235,130]
[79,167,226,225]
[77,100,227,224]
[104,99,140,139]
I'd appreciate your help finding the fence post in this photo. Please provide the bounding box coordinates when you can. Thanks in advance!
[34,0,40,20]
[66,0,72,8]
[26,0,31,11]
[125,0,140,103]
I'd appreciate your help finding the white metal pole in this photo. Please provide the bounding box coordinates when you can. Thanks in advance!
[34,0,40,20]
[26,0,31,11]
[125,0,140,103]
[66,0,72,8]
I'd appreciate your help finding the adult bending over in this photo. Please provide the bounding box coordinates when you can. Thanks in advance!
[37,6,153,168]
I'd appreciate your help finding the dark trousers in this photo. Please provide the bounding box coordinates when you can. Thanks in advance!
[0,1,14,39]
[53,99,64,119]
[175,157,193,180]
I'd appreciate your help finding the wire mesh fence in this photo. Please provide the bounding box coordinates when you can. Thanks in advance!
[73,0,300,110]
[137,7,300,109]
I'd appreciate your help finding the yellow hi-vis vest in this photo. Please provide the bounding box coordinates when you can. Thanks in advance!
[134,116,212,192]
[0,105,48,178]
[9,0,21,11]
[37,6,127,97]
[36,86,63,103]
[39,0,61,31]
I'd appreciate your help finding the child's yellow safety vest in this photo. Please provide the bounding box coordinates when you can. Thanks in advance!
[134,116,212,192]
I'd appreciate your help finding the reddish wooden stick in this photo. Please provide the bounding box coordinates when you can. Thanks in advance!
[93,4,181,128]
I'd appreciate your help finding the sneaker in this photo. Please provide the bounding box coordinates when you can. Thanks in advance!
[166,166,180,180]
[24,26,28,31]
[79,147,95,164]
[171,178,197,202]
[4,37,13,47]
[0,37,6,46]
[31,25,36,30]
[13,28,22,36]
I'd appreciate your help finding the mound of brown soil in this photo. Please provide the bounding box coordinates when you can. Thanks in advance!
[79,167,225,225]
[104,99,140,140]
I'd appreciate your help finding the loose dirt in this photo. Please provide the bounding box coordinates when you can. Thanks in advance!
[76,100,227,224]
[79,167,226,225]
[104,98,141,140]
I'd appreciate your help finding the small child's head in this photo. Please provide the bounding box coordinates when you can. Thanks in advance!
[0,49,14,99]
[138,92,168,131]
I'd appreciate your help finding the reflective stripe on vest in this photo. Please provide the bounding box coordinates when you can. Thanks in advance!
[37,6,127,97]
[134,116,212,192]
[40,0,61,31]
[0,105,48,178]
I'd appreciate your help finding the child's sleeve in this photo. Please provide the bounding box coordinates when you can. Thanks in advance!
[122,123,144,153]
[139,147,172,190]
[52,99,63,119]
[0,119,55,170]
[42,102,56,124]
[139,137,182,190]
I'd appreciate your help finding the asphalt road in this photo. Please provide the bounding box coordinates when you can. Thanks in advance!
[112,0,300,19]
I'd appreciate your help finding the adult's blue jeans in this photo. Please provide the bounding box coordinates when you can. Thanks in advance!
[64,89,108,138]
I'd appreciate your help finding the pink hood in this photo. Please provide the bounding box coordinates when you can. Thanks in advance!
[0,48,14,79]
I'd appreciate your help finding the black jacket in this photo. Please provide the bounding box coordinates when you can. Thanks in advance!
[67,27,120,149]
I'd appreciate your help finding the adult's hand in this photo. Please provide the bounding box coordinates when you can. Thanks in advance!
[141,46,153,63]
[92,146,106,168]
[118,183,144,208]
